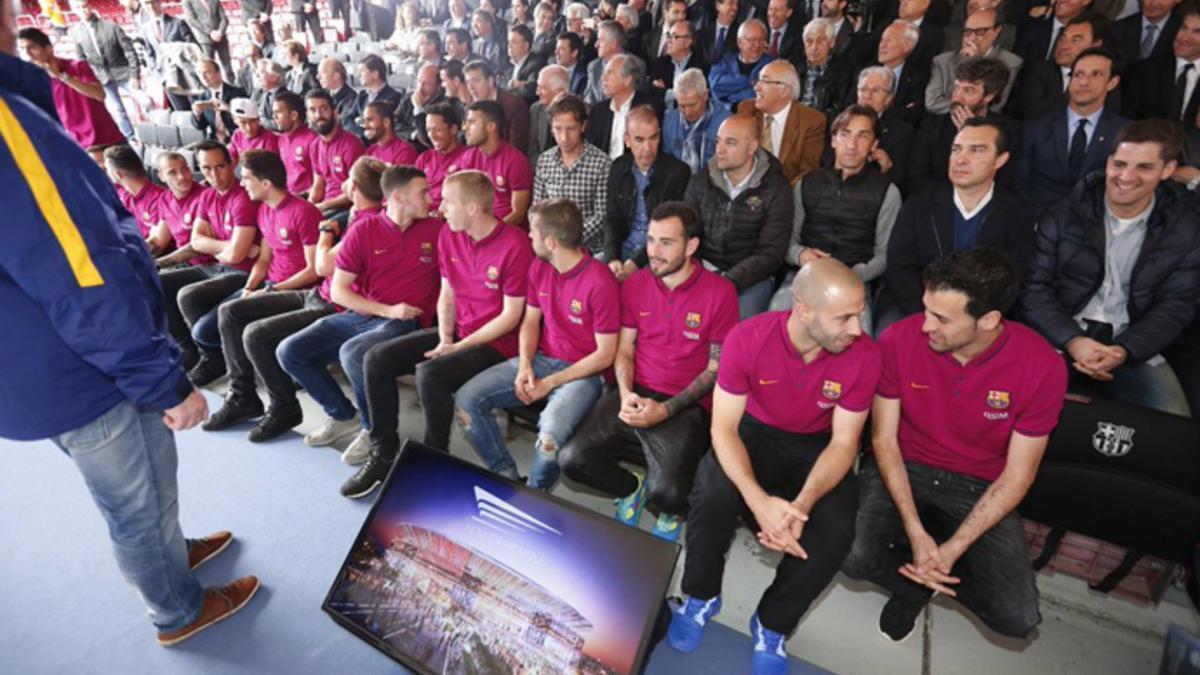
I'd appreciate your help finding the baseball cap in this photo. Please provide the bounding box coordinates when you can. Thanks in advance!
[230,98,260,120]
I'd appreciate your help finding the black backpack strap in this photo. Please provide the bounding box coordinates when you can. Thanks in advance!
[1031,527,1066,571]
[1088,549,1144,594]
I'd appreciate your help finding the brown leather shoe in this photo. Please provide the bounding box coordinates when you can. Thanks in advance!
[157,576,261,647]
[188,531,233,571]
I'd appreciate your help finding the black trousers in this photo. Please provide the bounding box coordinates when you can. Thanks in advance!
[241,292,337,408]
[294,8,322,45]
[681,417,858,635]
[558,387,711,516]
[362,330,505,457]
[217,289,334,402]
[161,266,244,353]
[841,459,1041,639]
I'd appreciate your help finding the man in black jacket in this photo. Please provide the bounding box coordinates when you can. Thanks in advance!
[1103,0,1180,66]
[1022,119,1200,415]
[1122,5,1200,122]
[684,114,793,318]
[908,56,1014,195]
[585,54,665,159]
[769,106,902,335]
[605,111,692,279]
[1010,14,1110,120]
[799,18,856,120]
[885,119,1034,328]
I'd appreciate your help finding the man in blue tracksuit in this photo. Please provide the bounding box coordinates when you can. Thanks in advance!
[0,0,259,646]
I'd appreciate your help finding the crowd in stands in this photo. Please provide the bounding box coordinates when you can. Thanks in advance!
[12,0,1200,669]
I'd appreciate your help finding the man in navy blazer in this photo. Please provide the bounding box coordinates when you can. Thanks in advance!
[1104,0,1181,67]
[1017,49,1127,210]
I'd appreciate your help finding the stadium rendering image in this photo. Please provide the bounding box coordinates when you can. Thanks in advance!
[330,523,613,675]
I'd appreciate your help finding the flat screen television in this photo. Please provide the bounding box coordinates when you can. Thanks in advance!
[323,440,680,675]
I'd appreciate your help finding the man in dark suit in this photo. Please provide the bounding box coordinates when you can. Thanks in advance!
[353,55,405,130]
[1122,5,1200,121]
[866,20,931,126]
[506,24,546,103]
[699,0,741,64]
[1013,0,1095,64]
[586,54,665,158]
[644,0,690,60]
[556,32,590,97]
[909,56,1015,194]
[1011,14,1107,119]
[530,3,558,62]
[799,18,856,119]
[464,59,531,152]
[1017,48,1127,210]
[1104,0,1181,66]
[852,66,917,194]
[190,58,246,143]
[764,0,805,66]
[139,0,197,111]
[649,17,709,90]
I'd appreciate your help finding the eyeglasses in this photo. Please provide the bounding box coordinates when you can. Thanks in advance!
[757,77,789,87]
[961,26,997,37]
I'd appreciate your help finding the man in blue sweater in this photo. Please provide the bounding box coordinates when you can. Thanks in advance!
[0,0,258,646]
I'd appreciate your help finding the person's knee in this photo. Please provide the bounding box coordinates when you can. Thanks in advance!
[216,299,240,327]
[275,335,302,370]
[536,434,559,459]
[556,441,585,477]
[984,605,1041,640]
[242,320,274,359]
[338,340,367,376]
[840,539,883,581]
[645,477,689,515]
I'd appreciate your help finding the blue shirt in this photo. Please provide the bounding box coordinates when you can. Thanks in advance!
[623,165,654,260]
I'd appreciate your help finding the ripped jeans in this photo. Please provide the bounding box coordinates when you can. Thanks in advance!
[454,353,604,490]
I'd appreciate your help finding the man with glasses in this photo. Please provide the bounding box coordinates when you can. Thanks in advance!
[927,9,1023,114]
[852,66,914,193]
[709,19,773,110]
[651,18,708,92]
[737,59,826,186]
[663,68,731,174]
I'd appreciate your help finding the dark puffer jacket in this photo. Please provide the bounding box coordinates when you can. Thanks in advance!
[683,149,792,292]
[1022,173,1200,363]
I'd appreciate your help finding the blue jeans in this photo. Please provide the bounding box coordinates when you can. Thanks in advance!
[738,277,775,319]
[1071,357,1193,418]
[276,311,420,427]
[51,401,204,632]
[454,354,604,490]
[103,78,135,139]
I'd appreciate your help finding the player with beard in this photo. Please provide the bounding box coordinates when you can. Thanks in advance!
[842,248,1067,643]
[308,88,365,221]
[668,258,880,675]
[362,101,419,166]
[559,202,739,541]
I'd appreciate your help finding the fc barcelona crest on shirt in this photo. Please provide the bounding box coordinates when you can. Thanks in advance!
[495,174,505,188]
[1092,422,1135,457]
[986,390,1010,409]
[294,146,304,161]
[570,299,583,314]
[420,241,433,253]
[332,156,345,172]
[685,312,702,328]
[822,380,842,400]
[486,265,499,280]
[279,227,289,241]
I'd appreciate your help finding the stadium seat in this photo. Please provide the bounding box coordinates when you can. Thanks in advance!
[169,111,193,128]
[154,124,182,148]
[148,109,171,125]
[178,126,206,147]
[134,123,156,145]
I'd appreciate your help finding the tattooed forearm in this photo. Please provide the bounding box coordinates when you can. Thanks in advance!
[663,343,722,416]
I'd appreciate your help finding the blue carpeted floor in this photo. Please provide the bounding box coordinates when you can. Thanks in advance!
[0,392,828,674]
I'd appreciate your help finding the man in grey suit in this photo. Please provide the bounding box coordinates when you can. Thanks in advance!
[528,64,570,160]
[586,20,626,106]
[67,0,139,139]
[926,9,1022,114]
[181,0,234,81]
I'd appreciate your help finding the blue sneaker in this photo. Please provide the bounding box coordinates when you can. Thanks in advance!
[667,595,721,652]
[750,613,789,675]
[651,512,683,542]
[613,470,647,526]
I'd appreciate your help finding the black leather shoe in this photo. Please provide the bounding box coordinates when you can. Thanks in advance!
[340,451,396,499]
[188,355,227,387]
[201,395,264,431]
[247,405,303,442]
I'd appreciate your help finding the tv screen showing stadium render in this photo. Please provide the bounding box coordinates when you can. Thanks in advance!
[323,440,680,675]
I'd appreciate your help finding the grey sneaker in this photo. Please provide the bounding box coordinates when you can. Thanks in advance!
[340,429,373,465]
[304,414,360,447]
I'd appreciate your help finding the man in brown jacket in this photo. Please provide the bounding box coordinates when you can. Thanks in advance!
[736,59,825,186]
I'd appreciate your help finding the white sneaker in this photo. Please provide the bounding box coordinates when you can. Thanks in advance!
[341,429,373,465]
[304,415,360,447]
